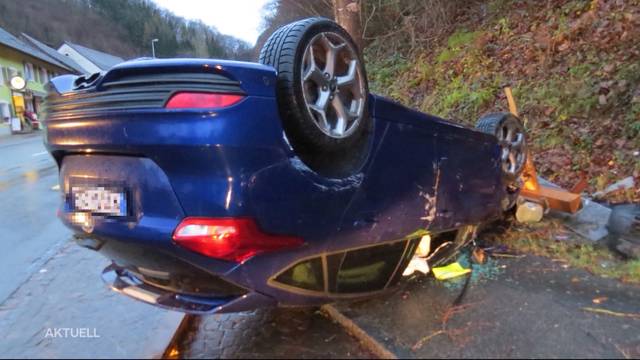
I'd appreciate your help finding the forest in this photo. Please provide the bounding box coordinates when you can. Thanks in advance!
[0,0,252,59]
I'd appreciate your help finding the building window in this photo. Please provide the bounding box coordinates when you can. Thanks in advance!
[40,68,48,83]
[8,67,19,81]
[23,62,35,81]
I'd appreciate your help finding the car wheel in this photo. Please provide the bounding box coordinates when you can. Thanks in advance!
[476,112,527,211]
[476,112,527,181]
[259,17,371,174]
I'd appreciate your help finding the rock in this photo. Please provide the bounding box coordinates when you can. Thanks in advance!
[616,238,640,259]
[608,204,640,244]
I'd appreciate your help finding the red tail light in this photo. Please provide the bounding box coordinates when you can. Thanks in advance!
[172,218,304,263]
[165,92,244,109]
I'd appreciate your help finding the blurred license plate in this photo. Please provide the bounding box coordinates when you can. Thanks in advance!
[72,186,127,216]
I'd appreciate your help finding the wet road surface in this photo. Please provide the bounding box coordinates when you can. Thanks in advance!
[0,132,70,303]
[0,132,182,358]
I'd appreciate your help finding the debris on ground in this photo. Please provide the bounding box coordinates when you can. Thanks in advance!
[403,257,431,276]
[411,330,446,351]
[551,199,612,242]
[432,262,471,280]
[416,234,432,256]
[609,204,640,238]
[592,296,608,304]
[608,204,640,259]
[482,244,525,259]
[593,176,636,199]
[435,248,506,291]
[582,307,640,320]
[471,247,486,264]
[516,201,544,223]
[403,235,432,276]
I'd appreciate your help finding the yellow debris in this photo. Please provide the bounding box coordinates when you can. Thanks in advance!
[432,262,471,280]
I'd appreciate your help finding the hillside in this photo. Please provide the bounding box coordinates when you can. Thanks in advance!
[363,0,640,202]
[0,0,251,60]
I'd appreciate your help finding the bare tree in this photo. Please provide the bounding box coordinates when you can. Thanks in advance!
[332,0,362,49]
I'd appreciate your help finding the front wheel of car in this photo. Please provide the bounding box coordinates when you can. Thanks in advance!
[259,17,371,177]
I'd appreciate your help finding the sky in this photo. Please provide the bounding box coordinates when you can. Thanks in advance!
[152,0,269,45]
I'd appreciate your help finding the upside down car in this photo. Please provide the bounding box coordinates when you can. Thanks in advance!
[44,18,527,313]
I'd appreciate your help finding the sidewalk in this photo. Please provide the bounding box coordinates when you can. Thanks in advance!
[331,253,640,358]
[0,123,42,148]
[177,309,370,359]
[0,240,184,358]
[0,123,10,139]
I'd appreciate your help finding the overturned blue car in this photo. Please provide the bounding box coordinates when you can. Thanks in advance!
[44,18,527,314]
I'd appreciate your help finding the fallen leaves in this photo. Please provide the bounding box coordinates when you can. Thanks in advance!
[367,0,640,202]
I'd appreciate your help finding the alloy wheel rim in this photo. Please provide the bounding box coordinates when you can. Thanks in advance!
[300,32,365,139]
[497,120,526,176]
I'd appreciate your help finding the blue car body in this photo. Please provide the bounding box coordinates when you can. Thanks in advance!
[44,59,507,313]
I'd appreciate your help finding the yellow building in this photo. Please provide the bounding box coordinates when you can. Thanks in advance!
[0,27,80,123]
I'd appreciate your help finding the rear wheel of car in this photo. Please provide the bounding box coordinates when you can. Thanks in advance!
[476,112,527,181]
[259,17,371,177]
[476,112,527,211]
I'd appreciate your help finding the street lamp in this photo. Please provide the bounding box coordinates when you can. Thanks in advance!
[151,38,159,58]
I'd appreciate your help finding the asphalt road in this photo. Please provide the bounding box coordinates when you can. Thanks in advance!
[0,131,183,358]
[334,249,640,358]
[0,132,71,303]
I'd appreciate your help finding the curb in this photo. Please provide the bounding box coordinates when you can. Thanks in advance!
[162,314,194,359]
[321,304,397,359]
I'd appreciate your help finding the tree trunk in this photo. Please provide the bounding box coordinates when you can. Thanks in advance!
[332,0,362,50]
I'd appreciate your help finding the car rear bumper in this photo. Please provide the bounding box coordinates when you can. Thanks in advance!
[102,263,277,314]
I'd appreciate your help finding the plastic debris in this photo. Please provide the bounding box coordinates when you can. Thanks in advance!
[402,257,430,276]
[415,234,431,257]
[555,199,612,242]
[593,176,635,198]
[432,262,471,280]
[402,235,432,276]
[515,201,544,223]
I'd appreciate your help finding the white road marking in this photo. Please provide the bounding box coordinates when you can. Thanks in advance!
[31,151,48,157]
[51,184,60,191]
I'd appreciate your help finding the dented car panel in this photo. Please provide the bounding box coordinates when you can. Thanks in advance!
[45,59,508,313]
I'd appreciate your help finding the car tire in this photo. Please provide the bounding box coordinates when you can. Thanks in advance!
[259,17,371,173]
[476,112,527,211]
[476,112,527,181]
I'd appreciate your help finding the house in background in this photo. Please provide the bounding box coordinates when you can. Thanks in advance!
[0,27,77,124]
[21,34,85,75]
[58,42,124,74]
[0,26,126,128]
